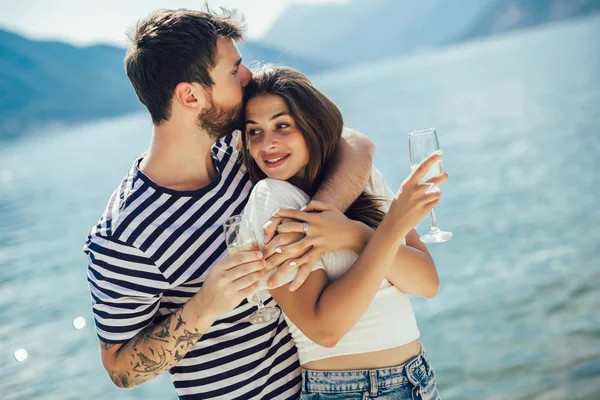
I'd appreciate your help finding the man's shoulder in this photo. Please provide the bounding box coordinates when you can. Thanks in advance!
[83,170,159,271]
[85,165,147,245]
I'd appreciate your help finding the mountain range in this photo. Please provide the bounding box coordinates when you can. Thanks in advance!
[261,0,496,66]
[1,0,599,140]
[456,0,600,41]
[0,30,325,140]
[261,0,600,66]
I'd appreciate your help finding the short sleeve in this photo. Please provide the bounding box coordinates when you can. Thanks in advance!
[366,166,396,213]
[242,179,325,286]
[83,235,170,343]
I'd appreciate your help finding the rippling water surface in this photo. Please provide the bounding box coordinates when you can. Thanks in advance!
[1,16,599,400]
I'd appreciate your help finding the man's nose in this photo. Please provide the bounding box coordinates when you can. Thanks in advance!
[241,64,252,87]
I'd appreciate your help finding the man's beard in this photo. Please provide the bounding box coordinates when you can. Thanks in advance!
[197,96,244,140]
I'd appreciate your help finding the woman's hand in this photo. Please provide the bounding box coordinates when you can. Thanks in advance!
[388,151,449,234]
[262,201,363,291]
[277,200,361,251]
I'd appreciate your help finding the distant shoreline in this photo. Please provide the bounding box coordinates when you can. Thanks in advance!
[0,110,147,146]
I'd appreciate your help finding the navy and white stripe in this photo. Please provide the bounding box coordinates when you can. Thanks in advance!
[83,132,301,399]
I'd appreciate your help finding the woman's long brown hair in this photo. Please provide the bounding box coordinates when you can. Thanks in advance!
[240,65,387,229]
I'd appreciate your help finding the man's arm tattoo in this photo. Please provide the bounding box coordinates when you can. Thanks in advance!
[107,310,205,388]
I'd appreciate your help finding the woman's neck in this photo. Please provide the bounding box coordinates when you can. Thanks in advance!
[288,169,311,194]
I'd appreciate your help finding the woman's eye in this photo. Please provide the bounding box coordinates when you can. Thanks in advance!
[247,129,261,136]
[276,123,290,130]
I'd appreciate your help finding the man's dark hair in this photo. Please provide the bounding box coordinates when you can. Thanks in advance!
[125,8,246,124]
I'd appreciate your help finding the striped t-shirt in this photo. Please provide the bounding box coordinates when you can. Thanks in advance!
[83,132,301,399]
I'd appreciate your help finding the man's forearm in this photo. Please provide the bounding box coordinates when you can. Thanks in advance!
[313,128,374,211]
[104,294,217,389]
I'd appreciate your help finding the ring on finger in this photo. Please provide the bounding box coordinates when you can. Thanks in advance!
[303,222,309,234]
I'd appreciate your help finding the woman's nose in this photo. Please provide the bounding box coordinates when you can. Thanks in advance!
[261,131,278,150]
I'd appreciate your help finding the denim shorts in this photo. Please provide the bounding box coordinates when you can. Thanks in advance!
[300,349,440,400]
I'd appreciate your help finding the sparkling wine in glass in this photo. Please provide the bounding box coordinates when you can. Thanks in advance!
[408,128,453,243]
[223,215,281,324]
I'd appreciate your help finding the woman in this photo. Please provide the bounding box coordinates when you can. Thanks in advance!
[240,65,446,399]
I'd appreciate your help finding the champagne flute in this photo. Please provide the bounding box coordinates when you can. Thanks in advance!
[222,215,281,324]
[408,128,453,243]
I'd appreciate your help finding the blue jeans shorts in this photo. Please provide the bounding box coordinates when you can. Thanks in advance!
[300,349,440,400]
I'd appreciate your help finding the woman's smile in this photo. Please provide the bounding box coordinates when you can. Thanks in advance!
[263,153,291,168]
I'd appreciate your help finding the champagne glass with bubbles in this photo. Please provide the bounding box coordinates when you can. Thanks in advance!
[408,128,453,243]
[223,215,281,324]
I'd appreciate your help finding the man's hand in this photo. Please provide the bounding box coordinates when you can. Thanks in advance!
[265,201,362,291]
[197,250,266,316]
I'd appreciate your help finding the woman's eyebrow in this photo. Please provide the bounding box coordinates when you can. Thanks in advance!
[270,112,289,120]
[246,111,289,125]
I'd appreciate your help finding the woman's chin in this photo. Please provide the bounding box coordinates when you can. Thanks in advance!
[259,168,297,182]
[265,172,292,181]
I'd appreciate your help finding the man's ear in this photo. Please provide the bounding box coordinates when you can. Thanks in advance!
[173,82,209,112]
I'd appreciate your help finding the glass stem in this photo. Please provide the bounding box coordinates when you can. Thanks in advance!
[256,292,264,309]
[430,208,439,230]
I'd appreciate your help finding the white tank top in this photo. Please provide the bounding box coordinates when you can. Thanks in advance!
[242,167,420,365]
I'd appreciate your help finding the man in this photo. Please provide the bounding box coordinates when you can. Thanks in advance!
[83,8,374,399]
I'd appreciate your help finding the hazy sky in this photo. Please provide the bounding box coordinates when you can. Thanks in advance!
[0,0,348,46]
